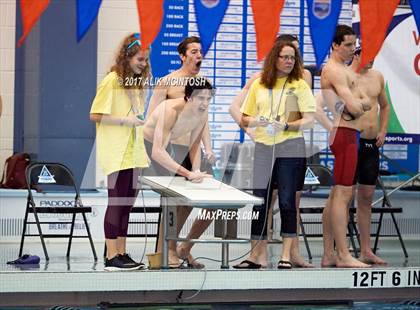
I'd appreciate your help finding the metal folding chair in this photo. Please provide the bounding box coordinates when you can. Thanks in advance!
[19,162,97,261]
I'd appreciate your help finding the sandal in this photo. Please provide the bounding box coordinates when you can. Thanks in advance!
[277,260,292,269]
[233,260,262,269]
[185,258,205,269]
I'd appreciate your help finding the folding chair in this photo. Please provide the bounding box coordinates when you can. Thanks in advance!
[373,176,408,258]
[302,164,370,258]
[299,164,334,260]
[19,162,97,261]
[346,174,408,258]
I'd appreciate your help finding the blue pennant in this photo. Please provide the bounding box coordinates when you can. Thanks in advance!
[409,0,420,33]
[306,0,342,68]
[77,0,102,42]
[194,0,229,56]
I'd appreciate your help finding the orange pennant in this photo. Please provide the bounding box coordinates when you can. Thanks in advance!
[251,0,285,62]
[17,0,50,47]
[358,0,399,71]
[136,0,164,50]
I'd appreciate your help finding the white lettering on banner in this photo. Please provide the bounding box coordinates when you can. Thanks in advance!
[168,5,184,10]
[226,5,242,14]
[218,14,242,24]
[165,14,183,19]
[380,161,389,171]
[216,51,242,59]
[218,24,242,33]
[285,0,300,6]
[320,160,334,171]
[281,17,300,25]
[48,223,86,230]
[352,270,420,288]
[216,41,242,51]
[40,200,74,207]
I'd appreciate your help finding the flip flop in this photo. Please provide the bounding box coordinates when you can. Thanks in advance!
[277,260,292,269]
[233,260,261,269]
[168,262,186,269]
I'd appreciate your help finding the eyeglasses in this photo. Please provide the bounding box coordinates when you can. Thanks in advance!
[278,55,296,61]
[127,33,141,50]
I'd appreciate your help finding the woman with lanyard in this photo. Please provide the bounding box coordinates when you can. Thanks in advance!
[234,39,315,269]
[90,33,150,271]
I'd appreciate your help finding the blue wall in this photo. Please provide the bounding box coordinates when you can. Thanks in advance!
[14,0,97,188]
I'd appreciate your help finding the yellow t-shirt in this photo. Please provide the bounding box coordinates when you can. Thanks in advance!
[241,77,315,145]
[90,72,149,176]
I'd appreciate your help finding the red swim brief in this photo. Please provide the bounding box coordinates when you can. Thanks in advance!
[329,127,358,186]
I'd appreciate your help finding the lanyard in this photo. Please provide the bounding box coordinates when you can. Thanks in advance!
[268,79,288,121]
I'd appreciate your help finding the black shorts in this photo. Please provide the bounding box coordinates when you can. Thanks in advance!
[171,144,214,174]
[355,138,379,186]
[171,143,192,173]
[143,139,171,176]
[143,140,193,177]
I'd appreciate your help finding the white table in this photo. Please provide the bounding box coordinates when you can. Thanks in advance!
[141,176,263,269]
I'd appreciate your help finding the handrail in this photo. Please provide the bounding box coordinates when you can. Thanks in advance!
[372,172,420,206]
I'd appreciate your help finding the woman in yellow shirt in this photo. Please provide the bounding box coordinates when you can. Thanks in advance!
[90,33,149,271]
[234,39,315,269]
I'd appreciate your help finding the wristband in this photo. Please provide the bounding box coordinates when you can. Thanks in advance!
[284,122,289,131]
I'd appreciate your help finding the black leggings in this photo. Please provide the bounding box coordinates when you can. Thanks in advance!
[104,168,139,239]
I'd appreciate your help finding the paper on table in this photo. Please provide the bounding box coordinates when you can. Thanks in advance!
[168,177,231,190]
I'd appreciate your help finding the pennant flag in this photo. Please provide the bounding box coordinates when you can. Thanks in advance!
[358,0,399,71]
[77,0,102,42]
[194,0,229,56]
[251,0,285,62]
[136,0,164,50]
[409,0,420,33]
[307,0,342,68]
[17,0,50,47]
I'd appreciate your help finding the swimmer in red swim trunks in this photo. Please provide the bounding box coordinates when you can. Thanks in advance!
[320,25,371,268]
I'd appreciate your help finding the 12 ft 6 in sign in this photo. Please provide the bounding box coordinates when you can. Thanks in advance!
[352,270,420,288]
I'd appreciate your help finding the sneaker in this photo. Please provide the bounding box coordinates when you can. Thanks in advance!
[104,255,140,271]
[119,253,145,269]
[7,254,40,265]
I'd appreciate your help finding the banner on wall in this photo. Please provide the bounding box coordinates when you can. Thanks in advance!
[354,6,420,174]
[354,6,420,142]
[150,0,189,78]
[194,0,229,56]
[306,0,343,68]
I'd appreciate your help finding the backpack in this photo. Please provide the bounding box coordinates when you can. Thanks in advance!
[0,153,31,189]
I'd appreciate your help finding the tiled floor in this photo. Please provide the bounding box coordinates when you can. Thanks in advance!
[1,237,419,272]
[1,238,419,308]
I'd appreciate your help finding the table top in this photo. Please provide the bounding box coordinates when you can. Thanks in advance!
[141,176,263,207]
